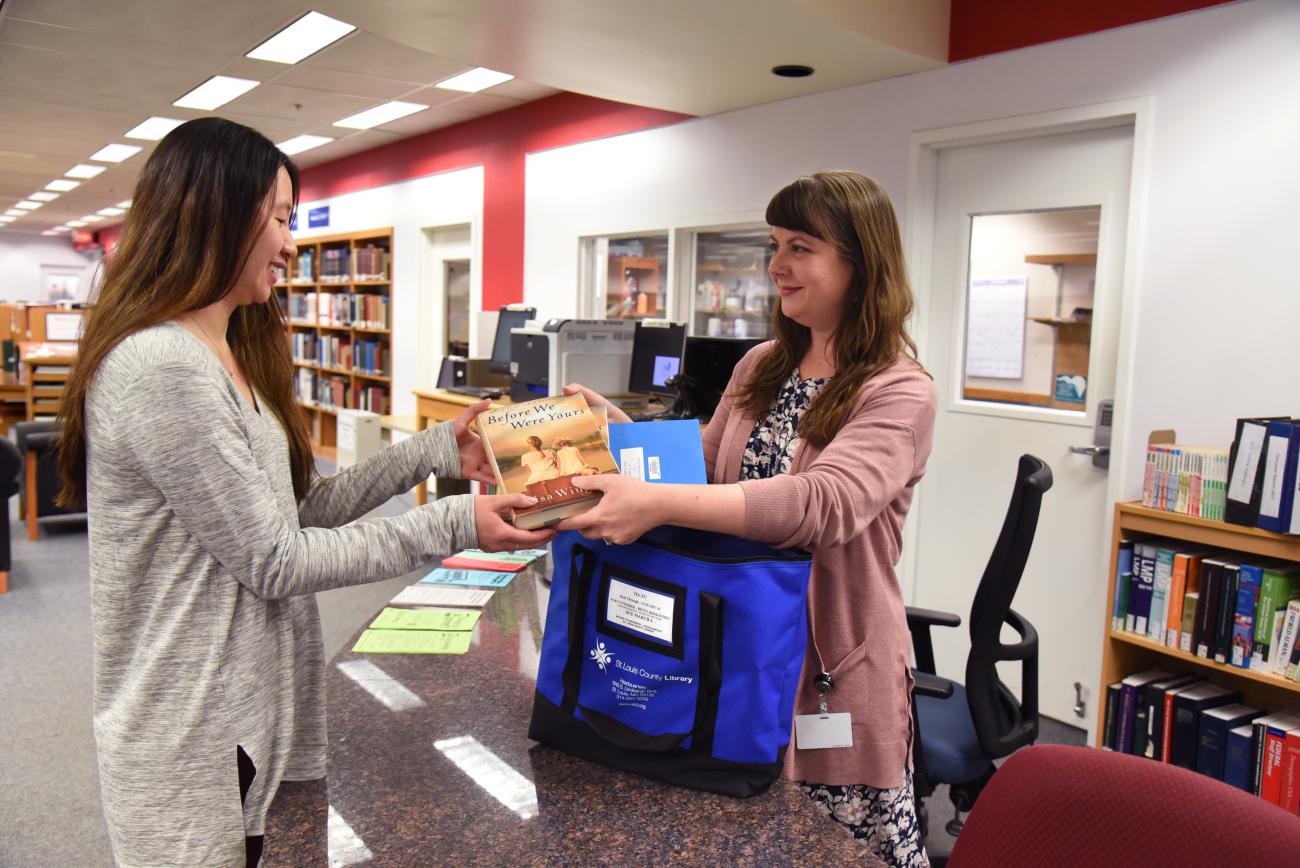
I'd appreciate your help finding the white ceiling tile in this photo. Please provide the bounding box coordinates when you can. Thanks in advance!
[223,84,378,127]
[0,18,235,73]
[0,44,211,104]
[303,31,469,84]
[482,79,563,102]
[273,65,418,101]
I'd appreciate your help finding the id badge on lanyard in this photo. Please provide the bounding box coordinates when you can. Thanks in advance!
[794,669,853,750]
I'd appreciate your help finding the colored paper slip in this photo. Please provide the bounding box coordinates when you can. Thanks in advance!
[441,555,527,573]
[457,548,547,564]
[370,606,481,632]
[419,567,517,589]
[390,585,495,609]
[352,629,472,655]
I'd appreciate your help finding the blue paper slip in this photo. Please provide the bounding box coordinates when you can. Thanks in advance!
[609,419,707,484]
[419,567,517,589]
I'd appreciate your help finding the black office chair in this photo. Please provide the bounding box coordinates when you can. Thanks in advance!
[0,435,21,593]
[907,453,1052,841]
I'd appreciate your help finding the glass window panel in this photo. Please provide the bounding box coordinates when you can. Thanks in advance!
[592,233,668,320]
[691,227,773,339]
[961,207,1100,412]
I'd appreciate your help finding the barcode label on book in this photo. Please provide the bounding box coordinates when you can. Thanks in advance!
[647,455,661,480]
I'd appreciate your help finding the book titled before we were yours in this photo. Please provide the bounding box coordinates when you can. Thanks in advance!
[477,392,619,529]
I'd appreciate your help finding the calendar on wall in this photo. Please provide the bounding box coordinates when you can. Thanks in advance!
[964,275,1027,379]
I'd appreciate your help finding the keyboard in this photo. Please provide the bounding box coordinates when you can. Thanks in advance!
[444,385,503,399]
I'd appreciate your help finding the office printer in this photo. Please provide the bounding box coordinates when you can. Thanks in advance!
[509,318,635,402]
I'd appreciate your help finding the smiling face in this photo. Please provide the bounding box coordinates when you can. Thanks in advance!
[230,166,296,306]
[767,225,854,335]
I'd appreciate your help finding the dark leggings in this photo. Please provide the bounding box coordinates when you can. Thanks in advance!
[237,746,265,868]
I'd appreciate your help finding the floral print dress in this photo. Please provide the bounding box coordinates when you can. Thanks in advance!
[741,370,929,868]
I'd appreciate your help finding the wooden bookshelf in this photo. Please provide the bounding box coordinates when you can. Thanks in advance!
[1096,501,1300,748]
[278,227,393,457]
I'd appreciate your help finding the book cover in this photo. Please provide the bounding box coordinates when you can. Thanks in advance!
[1230,562,1265,668]
[1161,678,1206,764]
[1132,542,1158,635]
[1224,723,1256,792]
[1170,683,1241,769]
[1116,668,1171,755]
[1260,717,1300,805]
[1195,703,1261,780]
[1251,712,1300,797]
[1251,564,1300,668]
[1166,551,1206,648]
[1112,540,1133,632]
[1142,673,1200,761]
[1149,546,1175,642]
[1193,558,1225,658]
[1225,417,1284,526]
[1257,420,1295,532]
[1281,727,1300,813]
[1272,599,1300,677]
[477,393,619,530]
[1179,591,1199,653]
[1102,681,1122,750]
[608,419,707,484]
[1212,563,1240,664]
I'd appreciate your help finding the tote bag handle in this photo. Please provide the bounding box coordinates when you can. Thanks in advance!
[560,542,723,754]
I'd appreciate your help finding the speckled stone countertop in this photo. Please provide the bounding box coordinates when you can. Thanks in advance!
[262,557,878,866]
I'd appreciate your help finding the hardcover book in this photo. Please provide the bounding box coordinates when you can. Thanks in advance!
[1195,703,1261,780]
[1170,683,1241,769]
[477,392,620,530]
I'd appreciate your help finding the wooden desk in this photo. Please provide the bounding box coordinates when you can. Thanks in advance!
[412,388,510,505]
[0,371,26,436]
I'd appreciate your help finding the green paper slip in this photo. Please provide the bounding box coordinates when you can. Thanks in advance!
[455,548,546,564]
[370,607,481,632]
[351,629,473,655]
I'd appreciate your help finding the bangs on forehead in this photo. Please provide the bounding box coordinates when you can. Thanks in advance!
[764,177,834,241]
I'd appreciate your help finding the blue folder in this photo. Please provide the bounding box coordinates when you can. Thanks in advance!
[608,419,707,484]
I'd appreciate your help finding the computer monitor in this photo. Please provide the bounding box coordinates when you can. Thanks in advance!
[680,336,762,418]
[490,306,536,375]
[627,320,687,399]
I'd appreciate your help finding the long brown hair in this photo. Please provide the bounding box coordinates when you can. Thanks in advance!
[57,117,316,508]
[735,171,924,447]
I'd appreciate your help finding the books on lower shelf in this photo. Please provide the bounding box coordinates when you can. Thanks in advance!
[1110,534,1300,676]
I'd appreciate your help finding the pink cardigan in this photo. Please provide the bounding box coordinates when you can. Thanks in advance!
[702,343,936,788]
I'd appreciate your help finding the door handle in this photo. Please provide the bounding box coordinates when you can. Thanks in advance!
[1069,444,1110,457]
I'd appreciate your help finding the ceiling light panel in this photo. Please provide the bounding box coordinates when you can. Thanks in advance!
[15,201,42,210]
[173,76,260,110]
[46,179,81,192]
[90,143,143,163]
[67,220,88,227]
[435,68,514,93]
[116,200,132,208]
[246,11,356,65]
[66,164,107,179]
[29,192,59,202]
[97,207,126,217]
[125,117,186,141]
[333,100,426,129]
[277,134,334,156]
[0,217,16,224]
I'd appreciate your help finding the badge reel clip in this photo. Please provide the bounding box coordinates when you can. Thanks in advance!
[814,670,834,718]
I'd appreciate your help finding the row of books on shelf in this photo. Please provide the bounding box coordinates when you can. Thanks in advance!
[1111,538,1300,675]
[286,292,390,330]
[316,245,390,282]
[291,338,389,376]
[1103,667,1300,813]
[293,369,389,414]
[1141,444,1228,520]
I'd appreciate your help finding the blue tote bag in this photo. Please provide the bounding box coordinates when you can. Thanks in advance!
[529,527,812,797]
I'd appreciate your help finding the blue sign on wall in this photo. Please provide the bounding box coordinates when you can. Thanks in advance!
[308,206,330,229]
[290,212,298,231]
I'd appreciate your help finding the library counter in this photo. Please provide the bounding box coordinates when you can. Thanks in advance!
[261,557,875,866]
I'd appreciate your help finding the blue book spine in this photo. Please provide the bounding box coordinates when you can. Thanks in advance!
[1113,541,1134,631]
[1231,564,1265,668]
[1196,715,1230,779]
[1224,725,1255,791]
[1133,545,1157,635]
[1116,684,1139,754]
[1258,421,1294,532]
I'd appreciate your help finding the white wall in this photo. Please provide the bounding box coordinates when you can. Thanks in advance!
[292,165,483,419]
[0,236,101,302]
[526,0,1299,502]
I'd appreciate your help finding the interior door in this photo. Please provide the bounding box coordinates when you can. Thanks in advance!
[913,124,1134,729]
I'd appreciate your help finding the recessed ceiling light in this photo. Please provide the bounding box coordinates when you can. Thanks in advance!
[277,134,334,156]
[97,207,126,217]
[246,11,355,64]
[173,75,259,110]
[125,116,186,141]
[66,164,107,179]
[771,64,814,78]
[435,67,514,93]
[333,100,426,130]
[3,209,22,217]
[41,229,61,236]
[116,199,132,208]
[0,216,16,224]
[46,179,81,192]
[90,143,143,163]
[67,220,88,228]
[80,214,105,223]
[15,200,42,210]
[29,191,59,202]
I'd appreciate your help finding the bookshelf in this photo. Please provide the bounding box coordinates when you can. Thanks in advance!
[277,227,393,460]
[1097,501,1300,747]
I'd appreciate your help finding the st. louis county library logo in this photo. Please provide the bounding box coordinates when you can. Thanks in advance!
[589,641,614,673]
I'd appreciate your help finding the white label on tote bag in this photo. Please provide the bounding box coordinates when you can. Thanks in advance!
[606,578,675,643]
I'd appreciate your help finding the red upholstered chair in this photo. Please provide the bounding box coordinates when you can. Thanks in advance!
[947,743,1300,868]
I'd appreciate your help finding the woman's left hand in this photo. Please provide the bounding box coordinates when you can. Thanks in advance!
[556,473,668,544]
[451,401,498,486]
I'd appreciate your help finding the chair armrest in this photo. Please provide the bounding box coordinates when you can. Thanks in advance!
[906,606,962,675]
[913,670,954,700]
[998,608,1039,661]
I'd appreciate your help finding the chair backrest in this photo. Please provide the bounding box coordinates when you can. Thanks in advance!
[948,744,1300,868]
[965,453,1052,759]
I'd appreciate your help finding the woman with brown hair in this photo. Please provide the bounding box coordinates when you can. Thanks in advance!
[57,117,553,866]
[561,171,936,866]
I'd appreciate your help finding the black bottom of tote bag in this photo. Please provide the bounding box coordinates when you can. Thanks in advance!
[528,691,785,798]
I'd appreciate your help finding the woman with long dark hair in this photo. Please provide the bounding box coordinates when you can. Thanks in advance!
[562,171,936,866]
[58,117,553,866]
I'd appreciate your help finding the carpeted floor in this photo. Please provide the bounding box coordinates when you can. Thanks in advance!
[0,457,1086,866]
